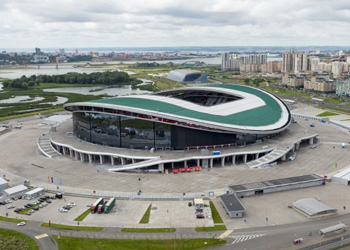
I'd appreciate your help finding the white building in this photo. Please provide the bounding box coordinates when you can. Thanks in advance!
[3,184,28,199]
[0,178,8,194]
[24,187,45,199]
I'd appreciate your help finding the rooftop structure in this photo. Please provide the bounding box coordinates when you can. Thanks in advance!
[229,174,325,197]
[220,194,245,218]
[292,198,337,218]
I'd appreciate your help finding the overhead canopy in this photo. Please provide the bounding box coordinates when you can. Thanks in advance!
[292,198,337,217]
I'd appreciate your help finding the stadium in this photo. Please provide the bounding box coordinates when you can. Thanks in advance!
[166,69,208,82]
[63,84,291,151]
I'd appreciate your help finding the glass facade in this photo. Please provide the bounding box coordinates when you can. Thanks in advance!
[73,112,171,149]
[73,112,275,150]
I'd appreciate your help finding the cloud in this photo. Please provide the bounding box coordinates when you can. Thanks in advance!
[0,0,349,48]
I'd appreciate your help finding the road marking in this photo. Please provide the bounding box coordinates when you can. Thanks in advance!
[218,230,234,239]
[35,234,49,240]
[228,234,266,244]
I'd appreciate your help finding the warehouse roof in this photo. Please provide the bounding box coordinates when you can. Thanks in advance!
[64,84,291,134]
[292,198,337,217]
[229,174,323,192]
[3,184,27,195]
[220,194,245,212]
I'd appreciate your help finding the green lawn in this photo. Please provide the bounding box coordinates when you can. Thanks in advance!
[41,222,103,231]
[121,228,176,233]
[54,236,226,250]
[265,87,311,98]
[0,228,38,250]
[195,225,227,232]
[139,204,152,224]
[0,216,27,223]
[316,111,339,117]
[74,208,91,222]
[324,98,344,105]
[18,202,43,215]
[209,201,224,224]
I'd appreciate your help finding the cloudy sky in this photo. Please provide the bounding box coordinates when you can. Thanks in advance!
[0,0,349,48]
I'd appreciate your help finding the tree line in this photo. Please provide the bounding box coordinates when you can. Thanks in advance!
[2,71,141,90]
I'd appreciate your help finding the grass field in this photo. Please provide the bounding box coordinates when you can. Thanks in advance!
[195,225,227,232]
[0,216,27,223]
[121,228,176,233]
[209,201,224,224]
[54,236,226,250]
[0,228,38,250]
[41,222,103,231]
[265,87,311,98]
[74,208,91,222]
[18,202,43,215]
[316,111,339,117]
[139,204,152,224]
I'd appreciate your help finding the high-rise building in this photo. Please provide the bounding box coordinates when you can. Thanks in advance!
[282,51,308,73]
[35,47,42,55]
[221,53,240,71]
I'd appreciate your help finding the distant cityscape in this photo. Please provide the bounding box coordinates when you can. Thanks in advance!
[221,49,350,96]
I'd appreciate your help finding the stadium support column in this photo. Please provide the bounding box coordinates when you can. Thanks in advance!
[243,154,248,164]
[158,163,164,173]
[171,162,174,169]
[221,157,225,167]
[296,142,300,150]
[74,151,79,160]
[69,149,74,158]
[80,153,84,162]
[121,157,126,165]
[100,155,104,164]
[309,137,314,145]
[110,156,114,166]
[184,160,187,167]
[197,159,200,166]
[62,147,67,155]
[88,154,93,164]
[232,155,236,165]
[210,158,213,168]
[255,153,259,160]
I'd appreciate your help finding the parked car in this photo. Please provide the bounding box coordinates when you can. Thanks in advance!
[33,207,39,211]
[46,200,52,204]
[196,213,205,219]
[17,222,26,226]
[188,202,192,207]
[68,202,76,207]
[59,208,68,213]
[25,212,31,216]
[7,205,15,209]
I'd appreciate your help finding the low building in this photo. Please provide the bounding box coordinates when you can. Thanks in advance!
[332,167,350,185]
[24,187,45,200]
[0,177,8,193]
[292,198,337,219]
[229,174,325,198]
[3,184,28,199]
[220,194,245,218]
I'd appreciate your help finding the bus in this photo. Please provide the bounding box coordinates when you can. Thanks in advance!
[104,198,115,214]
[91,198,104,214]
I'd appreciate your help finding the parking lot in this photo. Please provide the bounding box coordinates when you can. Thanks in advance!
[0,194,213,228]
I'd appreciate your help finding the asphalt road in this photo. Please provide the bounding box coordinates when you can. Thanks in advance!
[0,221,58,250]
[216,213,350,250]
